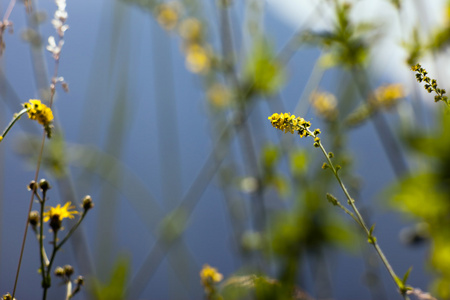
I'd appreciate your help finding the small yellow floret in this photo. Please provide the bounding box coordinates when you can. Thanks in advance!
[156,3,179,31]
[200,264,223,287]
[179,18,203,42]
[310,91,338,120]
[185,44,210,74]
[43,202,78,222]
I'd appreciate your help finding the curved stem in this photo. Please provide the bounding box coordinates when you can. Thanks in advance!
[0,108,27,142]
[306,127,409,299]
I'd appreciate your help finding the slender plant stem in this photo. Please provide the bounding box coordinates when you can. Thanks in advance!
[305,127,409,299]
[12,131,46,298]
[3,0,16,22]
[0,108,27,141]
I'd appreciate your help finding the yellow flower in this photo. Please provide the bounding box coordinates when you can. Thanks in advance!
[369,84,405,109]
[310,91,338,121]
[200,264,223,287]
[156,3,179,31]
[185,44,210,74]
[268,112,311,137]
[43,202,78,222]
[22,99,54,126]
[179,18,203,43]
[207,83,231,108]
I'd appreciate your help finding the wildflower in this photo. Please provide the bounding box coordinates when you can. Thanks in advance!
[156,3,179,31]
[310,91,338,121]
[22,99,54,138]
[23,99,54,126]
[207,83,231,108]
[1,293,15,300]
[179,18,203,43]
[63,264,74,277]
[51,0,69,38]
[29,211,40,228]
[200,264,223,293]
[185,44,211,74]
[39,178,51,192]
[369,84,405,109]
[54,266,65,277]
[82,195,94,211]
[267,112,311,137]
[43,202,78,223]
[44,202,78,232]
[411,64,448,105]
[46,36,64,60]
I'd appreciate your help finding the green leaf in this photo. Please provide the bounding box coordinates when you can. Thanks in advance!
[89,255,130,300]
[369,224,376,235]
[402,267,413,284]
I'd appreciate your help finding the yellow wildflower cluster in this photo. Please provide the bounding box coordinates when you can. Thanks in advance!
[154,1,212,74]
[200,264,223,293]
[268,113,311,137]
[43,202,78,222]
[411,64,448,104]
[23,99,54,127]
[310,91,338,121]
[369,84,405,108]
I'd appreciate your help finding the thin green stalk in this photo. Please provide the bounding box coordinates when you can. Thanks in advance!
[0,108,27,141]
[305,127,410,299]
[39,191,49,286]
[12,131,46,299]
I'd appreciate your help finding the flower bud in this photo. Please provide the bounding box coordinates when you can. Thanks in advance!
[29,211,40,227]
[39,179,51,192]
[63,265,74,277]
[54,266,65,277]
[28,180,37,191]
[82,195,94,211]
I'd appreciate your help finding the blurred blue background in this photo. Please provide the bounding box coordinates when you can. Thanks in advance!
[0,0,439,299]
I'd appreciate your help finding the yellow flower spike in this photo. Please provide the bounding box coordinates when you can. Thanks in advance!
[43,202,78,223]
[268,112,312,138]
